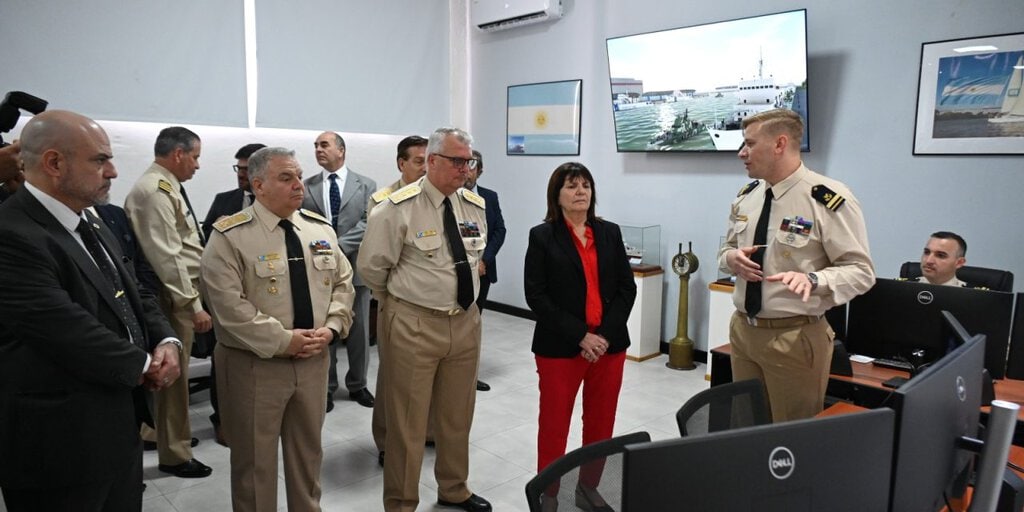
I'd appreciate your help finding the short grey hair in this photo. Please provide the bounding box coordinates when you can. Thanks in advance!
[247,147,296,182]
[426,127,473,156]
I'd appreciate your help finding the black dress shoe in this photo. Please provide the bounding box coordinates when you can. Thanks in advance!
[144,437,198,451]
[575,484,614,512]
[158,458,213,478]
[476,380,491,392]
[350,388,375,408]
[377,451,384,467]
[438,493,492,512]
[326,394,335,413]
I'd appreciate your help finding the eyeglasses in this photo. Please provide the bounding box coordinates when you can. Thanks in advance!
[434,154,479,170]
[232,165,248,174]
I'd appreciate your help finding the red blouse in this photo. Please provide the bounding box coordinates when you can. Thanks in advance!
[565,219,603,332]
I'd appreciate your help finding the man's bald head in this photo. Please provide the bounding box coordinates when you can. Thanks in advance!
[19,110,116,212]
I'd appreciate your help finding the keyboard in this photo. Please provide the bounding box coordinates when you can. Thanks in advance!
[872,357,914,371]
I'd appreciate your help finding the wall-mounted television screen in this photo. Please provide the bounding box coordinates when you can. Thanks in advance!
[606,9,809,153]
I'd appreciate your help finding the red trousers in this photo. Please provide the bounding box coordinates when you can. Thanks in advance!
[535,351,626,487]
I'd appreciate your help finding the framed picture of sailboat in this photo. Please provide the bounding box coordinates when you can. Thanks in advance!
[913,32,1024,155]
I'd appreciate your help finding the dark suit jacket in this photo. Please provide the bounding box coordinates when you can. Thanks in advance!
[201,188,246,241]
[524,218,637,358]
[0,189,175,489]
[477,186,506,284]
[94,203,162,294]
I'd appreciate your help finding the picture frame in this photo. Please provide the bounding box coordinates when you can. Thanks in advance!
[507,79,582,156]
[913,32,1024,155]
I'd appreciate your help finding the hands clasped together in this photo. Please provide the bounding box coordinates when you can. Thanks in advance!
[143,343,181,391]
[578,332,609,363]
[286,327,334,359]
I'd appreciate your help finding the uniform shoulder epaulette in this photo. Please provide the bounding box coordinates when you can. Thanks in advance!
[737,180,760,197]
[213,211,253,233]
[894,277,909,282]
[811,184,846,211]
[458,188,486,209]
[158,179,175,195]
[371,186,394,204]
[389,184,422,204]
[299,208,330,225]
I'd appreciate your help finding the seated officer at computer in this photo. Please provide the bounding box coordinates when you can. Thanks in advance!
[916,231,967,287]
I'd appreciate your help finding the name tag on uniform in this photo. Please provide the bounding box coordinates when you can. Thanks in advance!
[258,253,282,262]
[459,221,480,238]
[416,229,438,238]
[310,240,332,255]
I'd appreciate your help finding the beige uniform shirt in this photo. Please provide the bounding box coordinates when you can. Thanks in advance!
[915,275,966,287]
[357,176,487,311]
[367,178,407,213]
[717,164,875,318]
[200,201,355,359]
[125,163,204,314]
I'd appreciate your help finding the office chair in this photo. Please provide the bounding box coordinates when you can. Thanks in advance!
[899,261,1014,292]
[524,431,651,512]
[676,378,771,437]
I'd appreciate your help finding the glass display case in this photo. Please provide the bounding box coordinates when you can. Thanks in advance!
[620,224,661,267]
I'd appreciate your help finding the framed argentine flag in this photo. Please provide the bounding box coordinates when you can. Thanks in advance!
[507,79,583,156]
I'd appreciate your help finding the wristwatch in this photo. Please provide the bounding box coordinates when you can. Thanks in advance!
[165,339,184,353]
[807,272,819,291]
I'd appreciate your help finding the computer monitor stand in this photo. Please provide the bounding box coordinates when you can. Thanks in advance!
[970,400,1020,512]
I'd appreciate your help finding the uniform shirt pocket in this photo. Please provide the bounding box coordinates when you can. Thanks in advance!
[774,228,812,249]
[411,234,443,253]
[312,254,337,271]
[254,260,287,278]
[463,237,486,255]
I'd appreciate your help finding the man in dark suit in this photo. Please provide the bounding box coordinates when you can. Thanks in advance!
[0,110,181,511]
[302,131,377,411]
[463,149,506,392]
[200,143,266,241]
[198,142,265,444]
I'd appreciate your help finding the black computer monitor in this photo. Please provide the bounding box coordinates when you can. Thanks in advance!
[888,333,986,511]
[1004,292,1024,379]
[621,408,895,511]
[845,278,1013,378]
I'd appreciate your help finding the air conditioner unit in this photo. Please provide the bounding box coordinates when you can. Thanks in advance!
[472,0,563,32]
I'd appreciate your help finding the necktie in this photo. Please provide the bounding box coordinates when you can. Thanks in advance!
[179,185,205,246]
[77,218,146,348]
[442,197,474,311]
[280,219,314,329]
[744,188,774,318]
[328,174,342,228]
[243,192,253,209]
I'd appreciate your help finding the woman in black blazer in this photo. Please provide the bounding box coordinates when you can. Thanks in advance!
[524,162,637,511]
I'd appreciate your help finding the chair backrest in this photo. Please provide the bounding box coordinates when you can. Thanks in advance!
[899,261,1014,292]
[676,379,771,437]
[524,431,651,512]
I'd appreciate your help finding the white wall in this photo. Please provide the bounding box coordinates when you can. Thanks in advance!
[468,0,1024,352]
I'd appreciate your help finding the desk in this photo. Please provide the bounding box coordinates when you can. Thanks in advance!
[711,344,1024,423]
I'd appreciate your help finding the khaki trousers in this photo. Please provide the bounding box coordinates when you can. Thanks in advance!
[380,297,481,512]
[216,344,329,512]
[729,311,834,422]
[155,298,195,465]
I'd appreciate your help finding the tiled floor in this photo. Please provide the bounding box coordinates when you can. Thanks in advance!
[4,312,711,511]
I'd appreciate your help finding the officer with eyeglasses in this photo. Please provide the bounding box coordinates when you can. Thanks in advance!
[358,127,491,512]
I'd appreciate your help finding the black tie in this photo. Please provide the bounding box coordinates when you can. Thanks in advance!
[279,219,314,329]
[442,197,474,311]
[745,188,774,318]
[328,174,342,228]
[77,218,146,348]
[179,185,205,246]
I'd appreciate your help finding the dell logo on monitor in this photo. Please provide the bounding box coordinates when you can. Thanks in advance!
[956,375,967,402]
[769,447,795,480]
[917,291,934,304]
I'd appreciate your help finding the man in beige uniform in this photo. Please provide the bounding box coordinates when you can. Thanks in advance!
[358,128,491,512]
[367,134,429,466]
[201,147,354,511]
[718,109,874,422]
[124,126,212,478]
